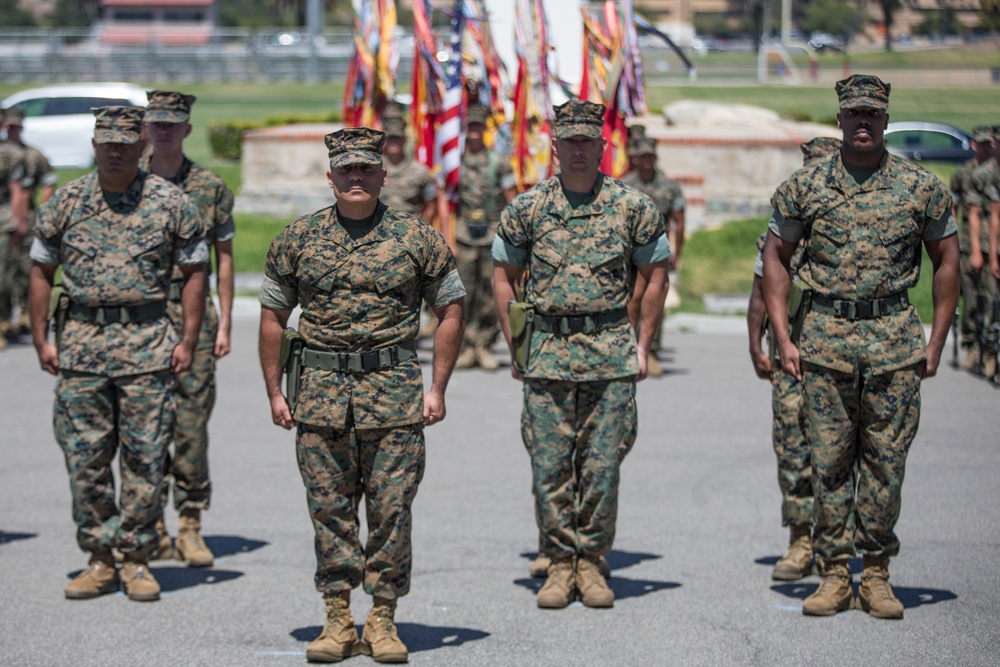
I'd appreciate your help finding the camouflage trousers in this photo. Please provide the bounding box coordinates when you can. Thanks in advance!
[0,230,12,322]
[3,225,32,323]
[296,421,425,600]
[803,362,921,562]
[456,242,497,349]
[55,369,176,558]
[960,251,981,346]
[771,371,813,527]
[161,298,218,512]
[522,378,637,562]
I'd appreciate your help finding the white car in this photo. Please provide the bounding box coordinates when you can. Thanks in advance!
[1,83,148,169]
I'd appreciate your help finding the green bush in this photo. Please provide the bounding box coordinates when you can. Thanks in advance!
[207,112,341,161]
[207,121,263,161]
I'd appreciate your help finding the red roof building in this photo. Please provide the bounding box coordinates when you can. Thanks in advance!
[99,0,216,46]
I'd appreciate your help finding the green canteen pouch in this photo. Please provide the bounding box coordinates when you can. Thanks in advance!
[508,301,535,373]
[280,328,305,370]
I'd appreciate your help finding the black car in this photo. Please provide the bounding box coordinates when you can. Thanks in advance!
[884,122,976,163]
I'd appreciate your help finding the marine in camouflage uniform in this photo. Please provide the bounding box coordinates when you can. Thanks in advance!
[747,137,840,582]
[2,107,57,339]
[949,127,995,366]
[763,75,960,619]
[29,106,207,602]
[0,107,29,350]
[141,90,236,567]
[454,105,517,371]
[964,133,1000,379]
[620,136,685,376]
[493,101,671,609]
[379,116,440,223]
[258,127,465,662]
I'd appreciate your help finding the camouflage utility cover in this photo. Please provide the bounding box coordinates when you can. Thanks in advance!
[769,151,956,374]
[33,171,205,376]
[620,167,684,217]
[381,154,437,219]
[263,202,464,429]
[93,106,144,144]
[325,127,384,168]
[494,174,668,381]
[145,90,196,124]
[835,74,890,110]
[965,156,999,253]
[553,100,604,139]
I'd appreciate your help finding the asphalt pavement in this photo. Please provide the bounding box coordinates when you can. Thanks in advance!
[1,305,998,667]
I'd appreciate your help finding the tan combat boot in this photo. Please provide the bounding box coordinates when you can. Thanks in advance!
[802,559,853,616]
[960,344,979,371]
[858,556,904,619]
[531,553,610,578]
[120,554,160,602]
[306,591,360,663]
[529,554,551,578]
[64,550,119,599]
[454,346,477,369]
[576,556,614,608]
[536,558,575,609]
[176,508,214,567]
[151,514,173,560]
[772,524,813,581]
[475,345,499,371]
[0,321,8,351]
[360,597,408,664]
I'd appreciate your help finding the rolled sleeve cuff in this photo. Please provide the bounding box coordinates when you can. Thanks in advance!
[259,275,298,311]
[214,216,236,243]
[768,209,805,242]
[175,239,210,266]
[753,250,764,278]
[500,173,518,191]
[924,211,958,241]
[673,196,686,211]
[29,237,60,265]
[491,236,528,267]
[632,234,671,266]
[424,268,467,308]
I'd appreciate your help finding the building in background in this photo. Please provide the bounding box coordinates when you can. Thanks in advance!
[97,0,217,45]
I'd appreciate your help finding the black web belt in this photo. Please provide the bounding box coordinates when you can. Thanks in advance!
[811,292,909,321]
[68,301,167,326]
[533,308,629,335]
[301,340,417,374]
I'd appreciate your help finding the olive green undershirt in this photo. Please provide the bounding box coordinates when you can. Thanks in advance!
[338,211,377,240]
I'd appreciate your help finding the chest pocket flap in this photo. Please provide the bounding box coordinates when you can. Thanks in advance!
[127,225,168,258]
[63,228,100,258]
[373,253,417,294]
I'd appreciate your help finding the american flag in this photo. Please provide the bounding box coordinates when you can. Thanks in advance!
[435,0,466,206]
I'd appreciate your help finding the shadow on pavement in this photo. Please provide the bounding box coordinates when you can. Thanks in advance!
[0,530,37,545]
[204,535,269,558]
[152,566,244,592]
[771,582,957,610]
[291,623,490,654]
[520,549,662,573]
[755,554,862,573]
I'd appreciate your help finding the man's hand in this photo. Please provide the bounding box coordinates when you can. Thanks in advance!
[171,341,195,374]
[636,347,649,382]
[36,340,59,375]
[423,388,446,426]
[751,348,772,380]
[779,340,802,381]
[921,342,943,379]
[214,329,231,359]
[270,393,294,429]
[970,251,983,272]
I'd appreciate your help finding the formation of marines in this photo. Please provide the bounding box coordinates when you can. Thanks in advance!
[17,71,972,665]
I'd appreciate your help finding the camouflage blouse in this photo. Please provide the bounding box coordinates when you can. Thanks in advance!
[262,202,465,429]
[769,151,955,374]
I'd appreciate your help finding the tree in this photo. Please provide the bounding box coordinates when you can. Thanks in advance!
[801,0,867,42]
[0,0,37,27]
[981,0,1000,30]
[45,0,101,28]
[865,0,917,51]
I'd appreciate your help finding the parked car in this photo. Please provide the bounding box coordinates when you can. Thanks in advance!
[1,83,148,169]
[808,32,845,53]
[884,122,975,163]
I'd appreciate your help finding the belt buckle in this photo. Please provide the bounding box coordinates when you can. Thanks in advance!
[856,301,873,319]
[360,350,379,372]
[103,306,121,325]
[564,316,586,335]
